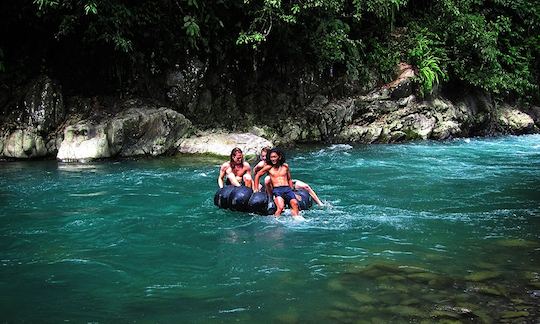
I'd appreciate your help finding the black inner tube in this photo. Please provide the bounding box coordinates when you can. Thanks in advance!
[214,185,313,215]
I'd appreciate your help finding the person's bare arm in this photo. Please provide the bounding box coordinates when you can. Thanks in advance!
[254,165,272,192]
[226,167,242,187]
[243,162,253,187]
[217,164,226,188]
[286,165,294,188]
[253,160,265,175]
[245,162,252,179]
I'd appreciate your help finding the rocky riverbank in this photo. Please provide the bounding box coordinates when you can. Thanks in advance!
[1,70,538,162]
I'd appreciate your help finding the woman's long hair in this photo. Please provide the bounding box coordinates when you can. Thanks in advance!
[259,146,271,163]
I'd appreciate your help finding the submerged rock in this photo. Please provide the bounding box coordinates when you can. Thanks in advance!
[464,271,502,282]
[466,283,507,297]
[497,239,539,248]
[385,305,426,318]
[500,311,530,319]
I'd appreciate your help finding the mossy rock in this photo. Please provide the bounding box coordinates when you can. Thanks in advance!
[522,271,539,281]
[275,310,299,323]
[437,320,465,324]
[464,271,502,282]
[327,279,345,291]
[360,262,402,277]
[326,309,356,322]
[470,283,506,297]
[430,310,463,320]
[386,305,426,318]
[453,303,493,324]
[332,301,359,312]
[348,292,376,304]
[397,265,430,274]
[407,272,441,283]
[475,261,498,270]
[497,239,539,248]
[428,276,454,289]
[424,253,449,261]
[400,298,421,306]
[529,282,540,289]
[500,311,529,319]
[377,282,410,293]
[357,305,377,314]
[514,305,530,311]
[376,274,407,283]
[510,298,525,304]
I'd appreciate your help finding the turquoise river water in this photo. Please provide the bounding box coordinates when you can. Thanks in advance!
[1,135,540,323]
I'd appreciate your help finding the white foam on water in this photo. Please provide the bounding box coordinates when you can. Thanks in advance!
[69,191,108,197]
[219,307,249,314]
[329,144,353,150]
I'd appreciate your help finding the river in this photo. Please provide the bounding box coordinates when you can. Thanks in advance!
[1,135,539,322]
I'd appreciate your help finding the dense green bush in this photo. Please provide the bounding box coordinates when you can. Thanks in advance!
[0,0,537,102]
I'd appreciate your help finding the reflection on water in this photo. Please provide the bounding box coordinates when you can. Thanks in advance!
[0,135,539,322]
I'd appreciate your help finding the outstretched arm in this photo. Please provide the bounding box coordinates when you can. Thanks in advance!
[294,180,324,206]
[254,165,272,192]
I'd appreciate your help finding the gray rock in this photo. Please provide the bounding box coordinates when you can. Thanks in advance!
[178,131,272,157]
[57,105,193,162]
[272,117,321,145]
[2,128,48,158]
[166,58,208,110]
[57,122,111,162]
[306,96,355,141]
[0,75,65,159]
[23,75,65,133]
[497,105,536,134]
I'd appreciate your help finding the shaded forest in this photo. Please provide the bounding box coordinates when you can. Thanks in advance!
[1,0,538,104]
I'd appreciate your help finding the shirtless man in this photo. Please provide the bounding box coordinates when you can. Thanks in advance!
[254,148,302,219]
[217,147,252,188]
[253,147,324,206]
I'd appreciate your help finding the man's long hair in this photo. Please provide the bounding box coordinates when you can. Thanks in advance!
[230,147,243,165]
[266,148,285,166]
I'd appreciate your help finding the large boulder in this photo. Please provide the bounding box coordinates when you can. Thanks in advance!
[107,107,193,156]
[1,128,47,158]
[22,75,65,133]
[57,103,193,162]
[496,105,536,134]
[0,75,65,159]
[337,96,477,143]
[178,131,272,157]
[56,122,111,162]
[305,95,355,142]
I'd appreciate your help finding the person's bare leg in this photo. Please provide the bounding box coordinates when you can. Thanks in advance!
[290,199,299,216]
[294,180,324,206]
[274,196,285,217]
[264,176,273,196]
[289,199,305,221]
[243,174,253,188]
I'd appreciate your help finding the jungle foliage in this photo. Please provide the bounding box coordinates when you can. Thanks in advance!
[0,0,538,101]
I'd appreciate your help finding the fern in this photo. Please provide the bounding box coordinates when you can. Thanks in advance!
[408,28,447,96]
